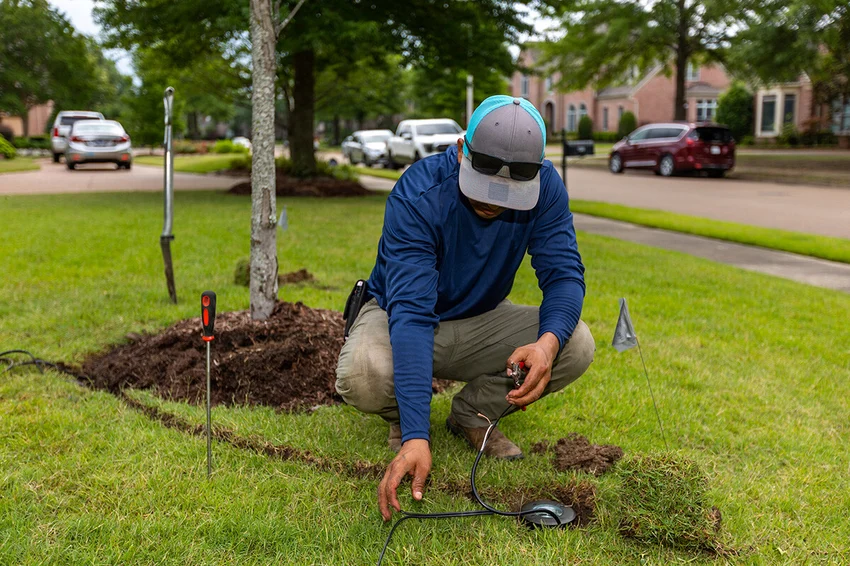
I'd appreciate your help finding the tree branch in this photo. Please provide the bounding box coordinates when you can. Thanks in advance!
[276,0,307,38]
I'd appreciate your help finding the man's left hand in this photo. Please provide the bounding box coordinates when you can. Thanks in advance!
[505,332,560,408]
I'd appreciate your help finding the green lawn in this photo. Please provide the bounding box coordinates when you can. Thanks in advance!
[354,166,402,180]
[1,191,849,564]
[0,157,40,174]
[570,200,850,264]
[135,153,246,174]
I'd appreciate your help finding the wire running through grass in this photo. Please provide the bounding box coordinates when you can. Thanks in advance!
[377,408,563,565]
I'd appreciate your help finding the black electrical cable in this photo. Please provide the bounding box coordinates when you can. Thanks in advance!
[376,406,562,566]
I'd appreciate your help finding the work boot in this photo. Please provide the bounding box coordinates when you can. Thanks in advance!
[446,414,523,460]
[388,423,402,453]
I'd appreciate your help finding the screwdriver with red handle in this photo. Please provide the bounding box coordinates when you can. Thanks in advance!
[201,291,216,477]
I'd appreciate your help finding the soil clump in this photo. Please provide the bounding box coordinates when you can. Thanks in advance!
[532,433,624,476]
[80,301,452,410]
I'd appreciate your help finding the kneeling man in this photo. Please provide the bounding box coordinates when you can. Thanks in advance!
[336,96,595,521]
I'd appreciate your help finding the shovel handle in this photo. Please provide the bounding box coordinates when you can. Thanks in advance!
[201,291,216,340]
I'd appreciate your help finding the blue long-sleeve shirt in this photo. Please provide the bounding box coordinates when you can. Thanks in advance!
[367,145,585,443]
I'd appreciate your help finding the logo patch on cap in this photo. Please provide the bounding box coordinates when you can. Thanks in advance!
[487,181,510,203]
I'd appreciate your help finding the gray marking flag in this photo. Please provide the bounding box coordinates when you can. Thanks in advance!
[612,298,637,352]
[277,205,288,232]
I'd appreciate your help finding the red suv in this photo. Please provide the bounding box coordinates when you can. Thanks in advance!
[609,122,735,178]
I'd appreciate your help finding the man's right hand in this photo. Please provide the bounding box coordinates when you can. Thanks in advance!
[378,438,432,521]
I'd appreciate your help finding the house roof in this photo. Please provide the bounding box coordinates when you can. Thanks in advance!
[596,86,634,100]
[686,82,721,97]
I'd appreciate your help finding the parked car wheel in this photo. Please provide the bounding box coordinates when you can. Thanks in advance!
[413,151,421,162]
[707,169,725,178]
[388,152,403,170]
[658,154,675,177]
[609,152,624,174]
[53,153,61,163]
[66,162,76,170]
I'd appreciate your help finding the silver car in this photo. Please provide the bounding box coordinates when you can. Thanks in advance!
[51,110,104,162]
[65,120,133,170]
[342,129,393,166]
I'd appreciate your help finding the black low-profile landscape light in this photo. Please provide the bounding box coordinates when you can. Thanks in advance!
[519,499,577,529]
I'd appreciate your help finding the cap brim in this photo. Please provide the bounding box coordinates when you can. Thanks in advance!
[459,157,539,211]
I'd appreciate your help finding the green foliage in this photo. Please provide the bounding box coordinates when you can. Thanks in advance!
[777,123,800,146]
[578,115,593,140]
[537,0,750,120]
[12,136,50,150]
[0,136,17,159]
[0,0,120,131]
[593,131,622,142]
[617,111,637,139]
[731,0,849,105]
[212,139,249,154]
[229,155,252,172]
[617,455,718,550]
[715,83,754,141]
[739,135,755,146]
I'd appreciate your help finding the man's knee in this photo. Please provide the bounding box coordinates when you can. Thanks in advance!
[335,342,395,414]
[550,320,595,388]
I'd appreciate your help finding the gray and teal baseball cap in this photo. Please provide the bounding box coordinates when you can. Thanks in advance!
[460,95,546,211]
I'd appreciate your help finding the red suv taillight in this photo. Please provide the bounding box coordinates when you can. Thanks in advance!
[53,127,59,137]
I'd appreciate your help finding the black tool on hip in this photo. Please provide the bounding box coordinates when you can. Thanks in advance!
[343,279,368,341]
[201,291,216,477]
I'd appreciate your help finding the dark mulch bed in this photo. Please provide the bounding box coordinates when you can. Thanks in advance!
[229,174,374,197]
[80,301,451,411]
[532,433,624,476]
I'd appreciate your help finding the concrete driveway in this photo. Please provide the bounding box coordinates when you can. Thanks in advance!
[0,159,245,196]
[562,167,850,239]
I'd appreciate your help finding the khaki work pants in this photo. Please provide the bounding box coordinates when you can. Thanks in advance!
[335,299,595,429]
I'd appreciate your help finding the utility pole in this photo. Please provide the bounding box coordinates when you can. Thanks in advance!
[466,75,474,127]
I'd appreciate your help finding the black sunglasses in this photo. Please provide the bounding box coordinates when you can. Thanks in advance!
[464,137,542,181]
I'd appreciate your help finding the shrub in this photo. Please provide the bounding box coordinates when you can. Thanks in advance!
[739,135,755,146]
[0,136,17,159]
[716,82,753,141]
[593,131,622,142]
[12,137,31,149]
[777,123,800,146]
[173,141,199,154]
[617,111,637,139]
[212,139,235,154]
[577,115,593,140]
[229,155,252,171]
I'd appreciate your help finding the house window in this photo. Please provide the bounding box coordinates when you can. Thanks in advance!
[618,105,624,120]
[567,105,577,132]
[579,103,588,120]
[696,99,717,121]
[761,95,777,133]
[686,63,700,81]
[783,94,796,125]
[603,107,609,130]
[520,75,529,98]
[545,77,553,93]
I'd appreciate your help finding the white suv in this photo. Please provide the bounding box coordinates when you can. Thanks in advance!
[51,111,104,162]
[385,119,464,169]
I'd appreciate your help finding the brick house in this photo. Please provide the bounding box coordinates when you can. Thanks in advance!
[511,50,732,136]
[754,75,850,141]
[0,102,54,137]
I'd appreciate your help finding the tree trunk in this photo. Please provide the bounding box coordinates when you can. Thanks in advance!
[291,48,316,176]
[333,114,340,146]
[22,107,30,138]
[674,0,688,121]
[249,0,278,321]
